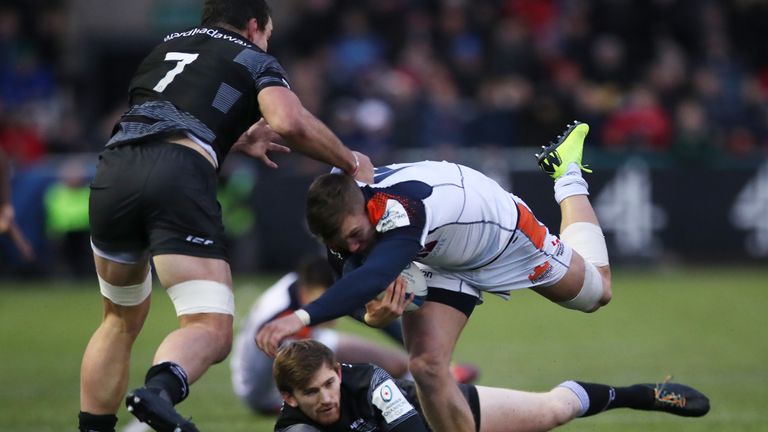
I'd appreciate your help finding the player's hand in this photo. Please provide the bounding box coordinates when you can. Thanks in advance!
[256,312,305,357]
[232,119,291,168]
[363,276,413,328]
[353,151,374,184]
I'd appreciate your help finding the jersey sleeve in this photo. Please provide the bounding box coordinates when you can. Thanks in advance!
[302,236,422,325]
[233,48,291,92]
[363,181,431,245]
[368,366,427,431]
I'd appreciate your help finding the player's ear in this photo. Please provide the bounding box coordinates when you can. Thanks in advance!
[334,362,342,378]
[282,392,299,408]
[245,18,260,37]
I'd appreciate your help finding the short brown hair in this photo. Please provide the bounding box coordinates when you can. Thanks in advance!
[273,340,337,394]
[305,173,365,244]
[201,0,271,30]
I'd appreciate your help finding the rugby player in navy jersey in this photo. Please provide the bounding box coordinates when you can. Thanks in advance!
[272,340,709,432]
[79,1,373,431]
[257,122,617,431]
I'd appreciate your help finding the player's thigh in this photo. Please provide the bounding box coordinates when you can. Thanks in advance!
[531,250,585,303]
[94,253,151,286]
[402,301,468,364]
[152,254,231,287]
[93,254,152,331]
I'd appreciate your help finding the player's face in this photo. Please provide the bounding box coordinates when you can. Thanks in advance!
[288,364,342,425]
[334,211,376,255]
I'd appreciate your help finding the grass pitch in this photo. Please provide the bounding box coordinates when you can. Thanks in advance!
[0,265,765,431]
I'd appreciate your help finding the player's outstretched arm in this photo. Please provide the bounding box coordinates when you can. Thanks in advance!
[258,86,373,182]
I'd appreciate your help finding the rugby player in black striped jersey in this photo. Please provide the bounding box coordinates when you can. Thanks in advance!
[79,1,372,431]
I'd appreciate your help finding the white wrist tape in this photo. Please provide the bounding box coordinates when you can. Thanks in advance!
[98,271,152,306]
[560,222,609,267]
[166,280,234,316]
[294,309,311,326]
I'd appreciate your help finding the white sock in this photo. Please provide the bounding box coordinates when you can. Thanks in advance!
[554,163,589,204]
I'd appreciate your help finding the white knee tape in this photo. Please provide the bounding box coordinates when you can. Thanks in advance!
[560,222,609,267]
[558,260,603,312]
[98,271,152,306]
[166,280,234,316]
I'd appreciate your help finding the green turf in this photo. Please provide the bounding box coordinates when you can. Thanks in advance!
[0,266,765,431]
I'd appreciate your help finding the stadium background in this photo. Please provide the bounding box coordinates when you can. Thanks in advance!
[0,0,766,431]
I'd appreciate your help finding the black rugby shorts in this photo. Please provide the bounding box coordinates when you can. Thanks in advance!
[89,140,228,262]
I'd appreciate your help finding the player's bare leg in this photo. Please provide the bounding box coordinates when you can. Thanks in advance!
[403,302,474,432]
[151,255,233,382]
[477,378,709,432]
[120,255,233,432]
[477,386,581,432]
[81,256,152,416]
[533,122,611,311]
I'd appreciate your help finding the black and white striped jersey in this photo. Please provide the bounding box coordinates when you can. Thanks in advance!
[108,26,290,166]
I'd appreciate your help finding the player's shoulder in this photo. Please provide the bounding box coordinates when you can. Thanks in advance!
[274,404,324,432]
[340,363,378,390]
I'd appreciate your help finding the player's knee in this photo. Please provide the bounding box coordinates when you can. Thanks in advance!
[597,275,612,308]
[546,397,577,427]
[206,321,233,363]
[557,261,608,313]
[408,353,451,389]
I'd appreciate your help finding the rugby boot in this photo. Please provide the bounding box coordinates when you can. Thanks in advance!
[639,377,711,417]
[535,121,592,179]
[126,388,199,432]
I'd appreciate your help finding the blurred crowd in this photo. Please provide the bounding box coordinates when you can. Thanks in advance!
[1,0,768,169]
[1,0,768,275]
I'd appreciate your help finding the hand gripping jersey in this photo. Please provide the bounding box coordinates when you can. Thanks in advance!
[274,363,480,432]
[107,26,290,166]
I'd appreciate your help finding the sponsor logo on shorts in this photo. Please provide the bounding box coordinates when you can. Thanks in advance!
[186,235,214,246]
[528,261,552,283]
[551,238,565,256]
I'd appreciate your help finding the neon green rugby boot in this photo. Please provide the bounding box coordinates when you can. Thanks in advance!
[535,121,593,179]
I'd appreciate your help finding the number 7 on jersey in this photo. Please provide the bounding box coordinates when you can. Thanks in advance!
[153,52,199,92]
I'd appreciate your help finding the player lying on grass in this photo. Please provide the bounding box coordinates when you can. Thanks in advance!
[230,256,479,414]
[273,340,710,432]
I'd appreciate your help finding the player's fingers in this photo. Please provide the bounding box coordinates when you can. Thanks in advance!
[393,276,408,301]
[268,142,290,153]
[258,154,279,169]
[256,326,275,355]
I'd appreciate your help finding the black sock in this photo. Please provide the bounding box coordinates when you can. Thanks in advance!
[78,412,117,432]
[577,381,654,417]
[144,361,190,405]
